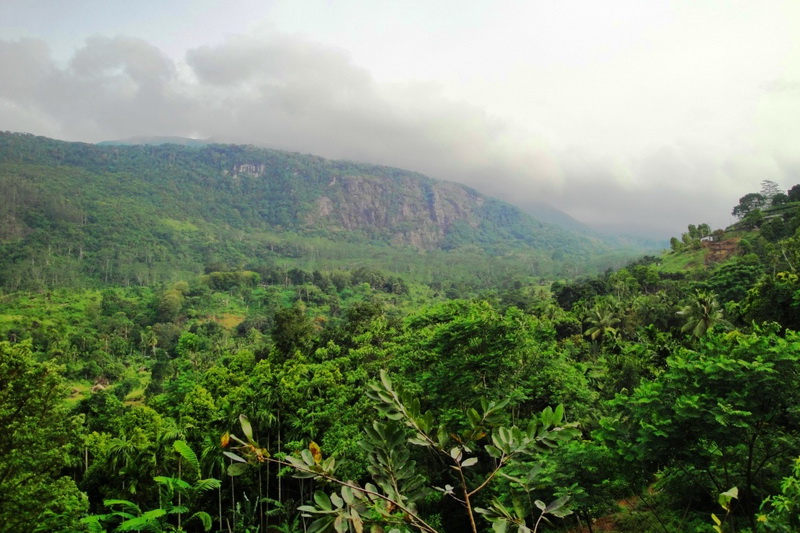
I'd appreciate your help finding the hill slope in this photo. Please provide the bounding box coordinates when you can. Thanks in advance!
[0,132,637,288]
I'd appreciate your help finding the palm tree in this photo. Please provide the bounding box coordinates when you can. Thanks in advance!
[678,290,728,339]
[584,303,621,341]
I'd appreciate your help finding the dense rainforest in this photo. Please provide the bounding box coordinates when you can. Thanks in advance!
[2,133,800,532]
[0,132,646,292]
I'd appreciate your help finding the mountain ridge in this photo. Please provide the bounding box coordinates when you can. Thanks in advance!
[0,131,643,288]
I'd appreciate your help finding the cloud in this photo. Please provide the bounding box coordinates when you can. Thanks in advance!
[0,33,798,239]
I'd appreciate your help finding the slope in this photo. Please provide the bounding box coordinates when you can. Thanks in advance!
[0,132,637,288]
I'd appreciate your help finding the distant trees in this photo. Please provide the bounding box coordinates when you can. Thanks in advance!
[733,193,767,220]
[670,223,714,251]
[761,179,783,202]
[788,184,800,202]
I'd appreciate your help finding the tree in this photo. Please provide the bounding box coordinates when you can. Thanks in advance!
[0,341,87,531]
[771,193,789,206]
[677,290,728,339]
[225,372,580,533]
[584,302,621,341]
[761,180,782,202]
[605,327,800,530]
[733,193,767,220]
[787,184,800,203]
[83,440,220,532]
[271,302,314,358]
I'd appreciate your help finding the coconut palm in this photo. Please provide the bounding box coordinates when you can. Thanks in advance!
[678,290,729,339]
[584,303,621,341]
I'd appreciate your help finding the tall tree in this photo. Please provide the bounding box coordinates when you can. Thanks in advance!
[761,179,782,201]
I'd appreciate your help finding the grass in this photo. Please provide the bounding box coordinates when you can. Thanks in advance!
[65,380,93,408]
[657,247,708,274]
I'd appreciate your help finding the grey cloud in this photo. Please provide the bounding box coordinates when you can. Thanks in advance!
[68,36,174,84]
[0,39,53,101]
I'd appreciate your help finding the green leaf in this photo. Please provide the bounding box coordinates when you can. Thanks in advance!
[190,511,213,532]
[173,440,200,472]
[462,457,479,468]
[227,462,248,476]
[545,495,570,514]
[116,509,167,532]
[485,444,502,458]
[450,447,463,462]
[554,404,565,425]
[78,516,106,533]
[308,516,335,533]
[239,414,254,441]
[314,490,333,511]
[154,475,191,491]
[492,520,509,533]
[718,486,738,510]
[223,451,247,463]
[195,478,222,492]
[341,485,355,505]
[334,514,347,533]
[301,449,316,466]
[103,499,141,514]
[380,369,393,391]
[467,408,481,426]
[330,492,344,509]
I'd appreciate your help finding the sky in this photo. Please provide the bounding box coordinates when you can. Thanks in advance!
[1,1,799,238]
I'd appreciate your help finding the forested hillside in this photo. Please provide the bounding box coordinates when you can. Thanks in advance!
[0,132,638,291]
[3,137,800,533]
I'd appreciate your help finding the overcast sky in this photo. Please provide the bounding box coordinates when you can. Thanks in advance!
[2,0,799,238]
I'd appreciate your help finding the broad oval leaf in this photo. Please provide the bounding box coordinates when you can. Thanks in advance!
[314,490,333,511]
[461,457,479,468]
[544,495,570,514]
[351,507,364,533]
[239,414,254,441]
[341,485,355,505]
[227,462,248,476]
[223,451,247,463]
[330,492,344,509]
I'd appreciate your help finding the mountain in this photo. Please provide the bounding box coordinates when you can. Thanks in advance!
[0,132,642,289]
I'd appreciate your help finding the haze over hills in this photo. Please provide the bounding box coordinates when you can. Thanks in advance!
[0,132,649,289]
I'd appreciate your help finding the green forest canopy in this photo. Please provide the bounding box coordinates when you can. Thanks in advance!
[3,147,800,531]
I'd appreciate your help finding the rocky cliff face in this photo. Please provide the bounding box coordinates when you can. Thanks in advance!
[303,173,486,250]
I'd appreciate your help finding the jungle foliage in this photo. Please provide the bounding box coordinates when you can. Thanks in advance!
[0,132,640,292]
[3,147,800,532]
